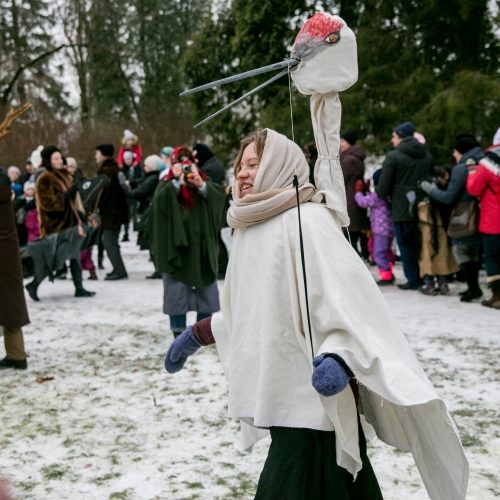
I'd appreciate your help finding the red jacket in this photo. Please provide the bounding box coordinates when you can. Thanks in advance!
[117,144,142,169]
[466,151,500,234]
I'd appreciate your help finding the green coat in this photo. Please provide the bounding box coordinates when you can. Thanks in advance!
[147,180,226,288]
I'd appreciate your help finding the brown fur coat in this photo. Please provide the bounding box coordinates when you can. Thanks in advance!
[36,169,76,237]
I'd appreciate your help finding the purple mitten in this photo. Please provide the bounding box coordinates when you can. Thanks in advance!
[311,354,351,396]
[164,326,202,373]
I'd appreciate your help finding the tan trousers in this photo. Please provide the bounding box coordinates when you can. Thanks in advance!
[2,326,27,360]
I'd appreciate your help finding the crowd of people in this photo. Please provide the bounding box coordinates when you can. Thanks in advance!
[1,123,499,371]
[336,122,500,308]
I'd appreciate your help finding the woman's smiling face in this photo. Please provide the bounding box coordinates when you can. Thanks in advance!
[237,141,260,196]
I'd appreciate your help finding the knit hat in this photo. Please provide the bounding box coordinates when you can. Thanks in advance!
[454,133,480,155]
[372,169,383,186]
[144,154,162,172]
[96,144,115,157]
[123,129,136,141]
[193,143,214,168]
[41,145,62,170]
[123,150,134,162]
[340,130,357,145]
[394,121,416,138]
[30,145,44,168]
[23,181,36,192]
[413,131,426,144]
[7,166,21,177]
[160,146,174,158]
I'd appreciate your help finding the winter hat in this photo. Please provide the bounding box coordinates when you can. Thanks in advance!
[493,127,500,146]
[193,143,214,168]
[144,154,162,172]
[30,145,44,168]
[96,144,115,158]
[413,131,426,144]
[394,121,416,138]
[372,169,383,186]
[160,146,174,158]
[170,146,196,165]
[454,133,480,154]
[41,145,62,170]
[123,129,136,141]
[23,181,36,193]
[7,166,21,177]
[123,150,134,162]
[340,130,357,145]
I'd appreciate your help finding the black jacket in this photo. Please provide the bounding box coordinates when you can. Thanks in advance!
[376,137,433,222]
[127,171,159,213]
[97,158,129,229]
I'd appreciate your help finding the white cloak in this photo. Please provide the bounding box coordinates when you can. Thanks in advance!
[211,202,468,500]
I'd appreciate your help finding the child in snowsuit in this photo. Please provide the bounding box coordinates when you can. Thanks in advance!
[354,169,395,285]
[23,182,40,242]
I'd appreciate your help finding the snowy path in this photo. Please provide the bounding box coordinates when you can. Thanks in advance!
[1,238,498,500]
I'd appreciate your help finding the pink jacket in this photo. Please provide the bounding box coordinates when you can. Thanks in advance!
[466,150,500,234]
[24,208,41,242]
[117,145,142,169]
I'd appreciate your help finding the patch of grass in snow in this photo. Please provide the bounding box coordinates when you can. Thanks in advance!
[109,489,132,499]
[184,481,204,489]
[17,480,36,492]
[41,463,71,480]
[227,474,255,496]
[460,432,482,447]
[93,472,122,485]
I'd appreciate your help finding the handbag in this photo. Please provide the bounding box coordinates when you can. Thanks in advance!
[447,199,478,238]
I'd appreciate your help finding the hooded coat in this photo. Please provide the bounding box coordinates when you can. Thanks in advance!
[0,185,30,328]
[376,137,433,222]
[340,144,369,231]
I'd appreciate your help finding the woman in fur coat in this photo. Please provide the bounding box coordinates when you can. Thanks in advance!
[25,146,95,301]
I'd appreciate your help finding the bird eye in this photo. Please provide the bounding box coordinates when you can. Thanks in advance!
[323,31,340,45]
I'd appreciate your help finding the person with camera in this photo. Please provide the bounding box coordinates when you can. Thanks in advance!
[147,146,226,337]
[420,133,484,302]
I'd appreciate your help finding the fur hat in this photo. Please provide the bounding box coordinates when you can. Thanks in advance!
[122,129,138,146]
[96,144,115,158]
[394,121,416,139]
[454,133,480,155]
[30,145,44,168]
[144,154,162,172]
[41,145,62,170]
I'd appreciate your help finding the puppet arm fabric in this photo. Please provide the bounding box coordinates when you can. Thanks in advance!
[312,354,353,396]
[164,318,215,373]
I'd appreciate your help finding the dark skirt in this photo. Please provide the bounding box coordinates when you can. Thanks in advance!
[255,422,383,500]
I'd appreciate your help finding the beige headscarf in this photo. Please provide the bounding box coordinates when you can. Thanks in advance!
[227,129,316,229]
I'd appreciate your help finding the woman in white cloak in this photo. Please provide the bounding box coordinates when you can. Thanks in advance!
[164,128,468,500]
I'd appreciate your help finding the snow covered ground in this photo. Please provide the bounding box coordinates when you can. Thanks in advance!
[1,238,499,500]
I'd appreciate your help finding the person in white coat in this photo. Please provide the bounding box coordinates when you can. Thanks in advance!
[164,128,468,500]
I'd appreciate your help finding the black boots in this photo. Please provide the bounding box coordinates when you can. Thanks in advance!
[460,262,483,302]
[0,357,27,369]
[88,269,98,280]
[25,279,40,302]
[70,259,96,298]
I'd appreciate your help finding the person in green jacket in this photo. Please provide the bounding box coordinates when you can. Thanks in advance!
[147,146,226,337]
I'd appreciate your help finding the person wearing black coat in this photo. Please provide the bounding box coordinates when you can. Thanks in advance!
[0,173,29,369]
[376,122,433,289]
[95,144,129,280]
[340,131,369,259]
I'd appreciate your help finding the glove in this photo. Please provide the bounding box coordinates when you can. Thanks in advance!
[164,326,202,373]
[419,180,436,195]
[354,179,364,193]
[62,184,78,202]
[312,354,352,397]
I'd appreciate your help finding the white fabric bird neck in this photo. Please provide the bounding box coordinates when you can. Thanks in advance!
[227,129,315,229]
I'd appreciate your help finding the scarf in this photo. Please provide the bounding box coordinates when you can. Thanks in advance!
[227,129,316,229]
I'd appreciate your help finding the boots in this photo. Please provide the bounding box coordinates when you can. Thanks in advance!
[88,269,98,280]
[0,357,27,370]
[460,262,483,302]
[70,259,96,298]
[25,279,40,302]
[481,279,500,309]
[376,266,394,286]
[436,276,450,295]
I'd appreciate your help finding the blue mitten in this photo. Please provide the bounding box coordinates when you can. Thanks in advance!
[311,354,352,397]
[164,326,202,373]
